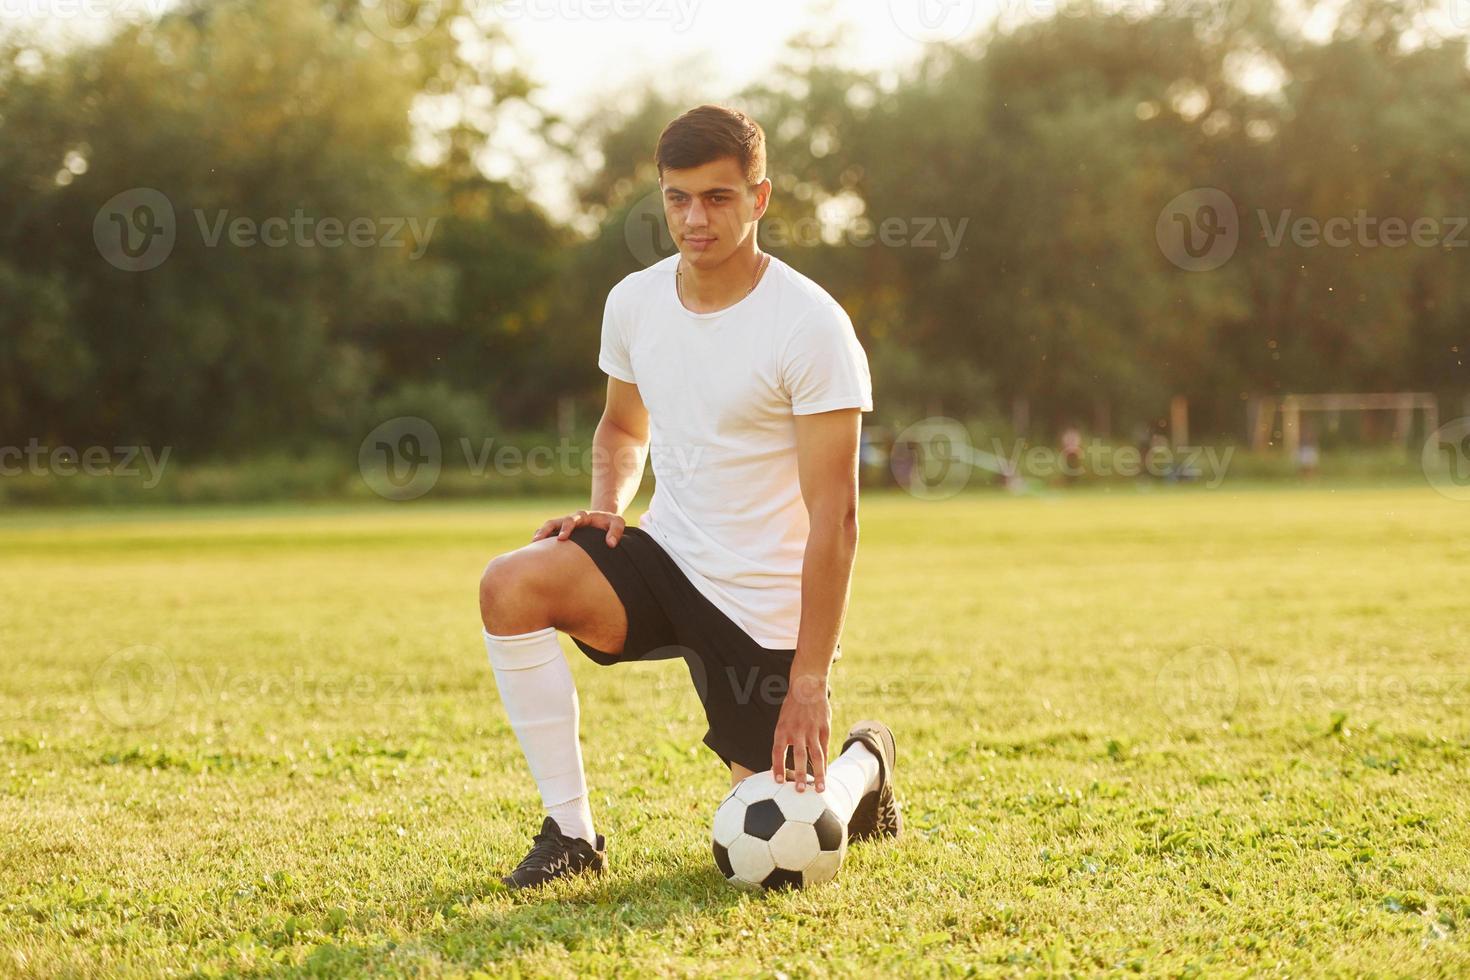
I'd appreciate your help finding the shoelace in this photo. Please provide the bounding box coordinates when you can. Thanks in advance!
[514,830,568,872]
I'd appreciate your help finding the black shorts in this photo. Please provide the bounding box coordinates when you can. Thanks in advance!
[566,524,833,775]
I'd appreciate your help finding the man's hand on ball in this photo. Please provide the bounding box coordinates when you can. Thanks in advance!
[771,673,830,794]
[531,510,625,547]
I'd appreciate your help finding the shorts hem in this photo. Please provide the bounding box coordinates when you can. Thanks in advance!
[570,635,622,667]
[566,526,676,662]
[703,730,770,775]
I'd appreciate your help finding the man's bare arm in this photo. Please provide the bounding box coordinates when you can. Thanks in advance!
[589,378,650,515]
[532,377,650,545]
[770,406,863,790]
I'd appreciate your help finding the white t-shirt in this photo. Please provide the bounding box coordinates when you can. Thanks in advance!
[599,253,874,649]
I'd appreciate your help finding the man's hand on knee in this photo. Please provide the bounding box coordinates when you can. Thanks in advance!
[531,510,626,547]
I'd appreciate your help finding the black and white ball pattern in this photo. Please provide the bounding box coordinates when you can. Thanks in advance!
[711,771,847,890]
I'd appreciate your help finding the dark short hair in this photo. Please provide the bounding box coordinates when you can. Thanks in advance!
[655,104,767,184]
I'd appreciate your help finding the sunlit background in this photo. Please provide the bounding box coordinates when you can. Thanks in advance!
[2,0,1468,500]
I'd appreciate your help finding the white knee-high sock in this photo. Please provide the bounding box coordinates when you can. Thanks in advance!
[822,740,881,827]
[483,627,595,844]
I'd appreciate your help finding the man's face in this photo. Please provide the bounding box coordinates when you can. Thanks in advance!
[660,157,770,269]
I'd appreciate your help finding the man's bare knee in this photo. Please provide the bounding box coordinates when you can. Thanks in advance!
[479,552,549,635]
[479,538,626,652]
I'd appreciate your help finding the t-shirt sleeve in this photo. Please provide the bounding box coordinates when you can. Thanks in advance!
[597,284,637,384]
[780,303,874,415]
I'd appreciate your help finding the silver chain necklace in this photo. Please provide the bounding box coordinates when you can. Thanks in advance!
[677,251,769,307]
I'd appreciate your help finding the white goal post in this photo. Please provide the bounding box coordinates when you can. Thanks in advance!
[1248,393,1439,455]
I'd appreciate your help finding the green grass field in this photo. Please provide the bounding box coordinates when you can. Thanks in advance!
[3,487,1468,977]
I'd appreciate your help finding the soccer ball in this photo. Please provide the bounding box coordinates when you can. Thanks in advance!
[711,770,847,891]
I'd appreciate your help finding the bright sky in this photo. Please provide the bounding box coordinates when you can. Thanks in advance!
[423,0,1468,219]
[8,0,1465,217]
[495,0,949,108]
[5,0,976,215]
[481,0,960,216]
[4,0,968,93]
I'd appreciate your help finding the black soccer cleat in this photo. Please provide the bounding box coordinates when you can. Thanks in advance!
[841,719,903,842]
[501,816,606,890]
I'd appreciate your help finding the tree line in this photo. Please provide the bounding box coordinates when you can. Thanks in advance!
[2,0,1466,460]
